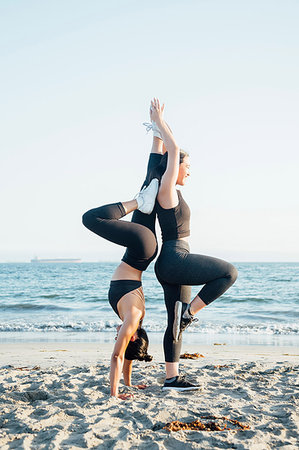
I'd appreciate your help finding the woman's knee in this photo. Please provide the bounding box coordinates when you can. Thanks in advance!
[82,210,96,230]
[227,263,238,284]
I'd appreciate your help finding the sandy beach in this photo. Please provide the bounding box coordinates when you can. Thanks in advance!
[0,342,298,449]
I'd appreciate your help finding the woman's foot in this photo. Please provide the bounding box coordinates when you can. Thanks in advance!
[143,121,162,139]
[162,375,200,391]
[143,120,172,140]
[135,178,159,214]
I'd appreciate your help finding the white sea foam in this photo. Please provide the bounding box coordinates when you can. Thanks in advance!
[0,320,298,335]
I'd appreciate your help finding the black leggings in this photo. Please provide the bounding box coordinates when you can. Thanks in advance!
[154,240,238,362]
[82,203,157,271]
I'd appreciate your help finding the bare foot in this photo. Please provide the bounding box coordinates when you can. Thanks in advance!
[118,393,134,400]
[134,384,147,390]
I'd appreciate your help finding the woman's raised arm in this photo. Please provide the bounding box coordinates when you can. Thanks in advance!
[150,98,180,208]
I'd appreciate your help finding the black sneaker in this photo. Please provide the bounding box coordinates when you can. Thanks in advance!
[162,375,200,391]
[173,301,198,341]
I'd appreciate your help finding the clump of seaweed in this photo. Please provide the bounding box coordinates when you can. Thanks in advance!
[163,416,250,432]
[180,352,204,359]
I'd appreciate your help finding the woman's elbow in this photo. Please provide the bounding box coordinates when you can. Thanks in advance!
[82,210,94,230]
[111,352,124,363]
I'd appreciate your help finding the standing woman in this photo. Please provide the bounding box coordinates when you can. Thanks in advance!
[150,98,238,391]
[82,128,164,400]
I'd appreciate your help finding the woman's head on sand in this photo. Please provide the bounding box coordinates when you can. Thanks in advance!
[125,328,153,362]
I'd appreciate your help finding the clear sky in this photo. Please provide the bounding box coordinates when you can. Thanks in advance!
[1,0,298,262]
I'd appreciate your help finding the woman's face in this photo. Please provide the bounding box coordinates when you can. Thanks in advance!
[176,156,190,186]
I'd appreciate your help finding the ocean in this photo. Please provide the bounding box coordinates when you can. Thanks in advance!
[0,262,298,346]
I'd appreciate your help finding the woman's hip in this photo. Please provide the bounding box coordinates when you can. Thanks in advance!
[155,240,190,284]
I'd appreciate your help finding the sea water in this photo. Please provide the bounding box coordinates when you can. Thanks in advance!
[0,262,298,346]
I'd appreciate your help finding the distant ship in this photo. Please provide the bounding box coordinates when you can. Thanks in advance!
[31,257,81,263]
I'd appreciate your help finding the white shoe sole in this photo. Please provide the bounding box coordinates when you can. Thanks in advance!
[173,301,182,342]
[137,178,159,214]
[162,386,201,391]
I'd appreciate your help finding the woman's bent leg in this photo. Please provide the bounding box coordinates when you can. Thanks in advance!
[181,253,238,305]
[156,247,238,364]
[157,250,237,306]
[82,203,157,269]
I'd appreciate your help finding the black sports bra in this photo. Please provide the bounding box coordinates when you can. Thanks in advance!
[156,190,190,242]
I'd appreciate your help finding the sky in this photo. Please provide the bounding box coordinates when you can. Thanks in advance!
[1,0,298,262]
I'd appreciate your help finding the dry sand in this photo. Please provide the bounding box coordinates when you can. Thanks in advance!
[0,342,298,449]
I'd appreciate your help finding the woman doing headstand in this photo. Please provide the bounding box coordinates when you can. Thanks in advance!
[82,132,164,399]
